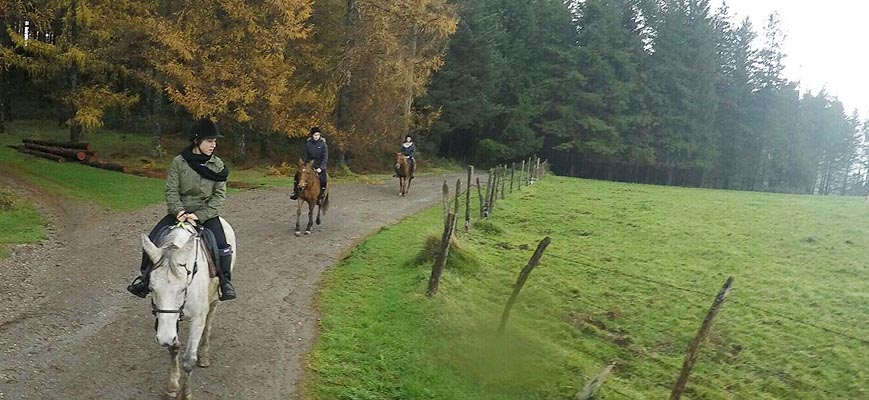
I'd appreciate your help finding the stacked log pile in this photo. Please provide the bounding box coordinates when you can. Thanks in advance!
[13,139,129,173]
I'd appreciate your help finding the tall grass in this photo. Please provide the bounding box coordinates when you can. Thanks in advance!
[305,176,869,399]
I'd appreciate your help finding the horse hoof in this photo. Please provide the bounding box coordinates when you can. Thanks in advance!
[304,231,312,235]
[197,357,210,368]
[165,392,177,400]
[294,231,301,237]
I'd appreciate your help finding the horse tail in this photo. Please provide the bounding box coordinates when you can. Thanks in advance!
[321,191,330,215]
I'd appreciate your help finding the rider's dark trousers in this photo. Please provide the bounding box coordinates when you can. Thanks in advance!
[138,214,228,274]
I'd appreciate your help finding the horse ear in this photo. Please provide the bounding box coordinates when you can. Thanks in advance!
[298,158,304,166]
[142,234,162,264]
[306,160,314,168]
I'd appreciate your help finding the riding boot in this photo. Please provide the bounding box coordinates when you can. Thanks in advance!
[217,249,236,301]
[290,180,299,200]
[127,274,150,298]
[317,187,326,205]
[127,257,152,298]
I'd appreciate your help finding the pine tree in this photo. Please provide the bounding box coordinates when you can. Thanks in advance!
[4,0,137,142]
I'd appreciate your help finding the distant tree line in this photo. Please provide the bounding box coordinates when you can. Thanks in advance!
[422,0,867,195]
[0,0,457,167]
[2,0,866,194]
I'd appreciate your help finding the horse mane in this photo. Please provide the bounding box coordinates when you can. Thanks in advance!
[153,226,196,279]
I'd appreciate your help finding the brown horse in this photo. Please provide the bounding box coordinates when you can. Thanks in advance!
[394,152,414,196]
[294,160,329,236]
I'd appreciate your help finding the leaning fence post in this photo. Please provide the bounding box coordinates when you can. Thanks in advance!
[497,237,551,336]
[575,362,617,400]
[426,213,457,297]
[442,180,449,225]
[670,277,734,400]
[465,165,473,232]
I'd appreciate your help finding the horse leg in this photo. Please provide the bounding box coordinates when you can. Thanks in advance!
[316,203,322,225]
[399,177,404,196]
[175,314,207,400]
[294,199,303,236]
[197,301,218,368]
[166,345,181,400]
[305,202,314,234]
[406,174,413,194]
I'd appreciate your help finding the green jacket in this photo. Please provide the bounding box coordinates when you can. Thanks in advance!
[165,155,227,221]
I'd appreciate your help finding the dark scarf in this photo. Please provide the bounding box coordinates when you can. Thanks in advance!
[181,145,228,182]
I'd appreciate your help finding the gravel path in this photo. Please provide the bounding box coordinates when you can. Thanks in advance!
[0,174,455,399]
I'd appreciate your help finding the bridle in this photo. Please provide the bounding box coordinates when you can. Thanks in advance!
[150,227,201,331]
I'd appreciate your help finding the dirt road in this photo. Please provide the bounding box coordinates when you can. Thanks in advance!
[0,175,455,399]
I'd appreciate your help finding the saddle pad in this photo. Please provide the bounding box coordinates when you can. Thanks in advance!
[201,241,218,278]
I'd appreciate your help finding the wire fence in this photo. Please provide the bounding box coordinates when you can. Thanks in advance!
[428,161,865,399]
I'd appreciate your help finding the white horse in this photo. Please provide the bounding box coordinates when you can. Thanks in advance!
[141,219,236,400]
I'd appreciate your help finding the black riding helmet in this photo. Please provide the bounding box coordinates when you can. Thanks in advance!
[309,126,321,138]
[188,118,224,142]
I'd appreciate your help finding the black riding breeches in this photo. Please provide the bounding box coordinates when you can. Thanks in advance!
[318,169,327,189]
[139,214,228,274]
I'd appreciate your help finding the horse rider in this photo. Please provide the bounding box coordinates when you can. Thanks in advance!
[290,126,328,204]
[127,118,237,301]
[400,134,415,177]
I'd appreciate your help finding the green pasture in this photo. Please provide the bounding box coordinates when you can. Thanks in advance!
[0,189,46,258]
[304,176,869,399]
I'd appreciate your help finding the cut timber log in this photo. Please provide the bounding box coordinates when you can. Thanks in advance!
[22,139,92,151]
[80,160,129,173]
[17,146,65,162]
[23,143,88,161]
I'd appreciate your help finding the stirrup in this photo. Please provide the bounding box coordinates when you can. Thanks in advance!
[127,276,149,298]
[219,282,236,301]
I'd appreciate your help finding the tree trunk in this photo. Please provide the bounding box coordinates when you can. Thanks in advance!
[335,0,357,134]
[149,75,163,159]
[403,24,418,135]
[233,128,247,163]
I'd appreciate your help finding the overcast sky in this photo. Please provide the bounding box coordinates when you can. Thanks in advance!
[711,0,868,118]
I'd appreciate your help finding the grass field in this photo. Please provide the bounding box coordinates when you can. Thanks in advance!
[304,176,869,399]
[0,189,46,258]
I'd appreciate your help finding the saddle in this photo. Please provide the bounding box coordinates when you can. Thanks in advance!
[153,224,220,278]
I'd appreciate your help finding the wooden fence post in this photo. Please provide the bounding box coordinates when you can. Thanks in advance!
[426,213,457,297]
[510,163,515,193]
[453,178,461,235]
[670,277,734,400]
[465,165,473,232]
[500,167,507,200]
[535,157,542,181]
[497,237,551,336]
[476,177,484,219]
[527,157,533,185]
[442,180,449,225]
[483,169,494,218]
[520,160,526,189]
[575,362,616,400]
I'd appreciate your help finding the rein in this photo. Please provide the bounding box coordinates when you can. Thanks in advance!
[151,229,202,330]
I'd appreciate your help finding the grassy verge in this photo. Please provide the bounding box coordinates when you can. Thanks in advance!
[304,176,869,399]
[0,145,164,210]
[0,189,46,259]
